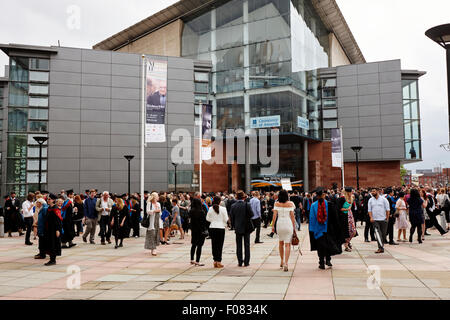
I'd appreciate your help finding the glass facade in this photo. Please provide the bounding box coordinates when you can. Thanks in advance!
[7,57,49,196]
[320,77,338,140]
[403,79,421,161]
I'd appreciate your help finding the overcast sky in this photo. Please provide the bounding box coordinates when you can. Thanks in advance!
[0,0,448,172]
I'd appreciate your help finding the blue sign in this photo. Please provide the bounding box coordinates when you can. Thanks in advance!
[297,116,310,130]
[250,115,281,129]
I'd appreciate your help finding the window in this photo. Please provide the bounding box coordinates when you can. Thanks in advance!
[323,109,337,118]
[29,84,49,95]
[29,97,48,107]
[323,99,336,108]
[27,146,47,158]
[27,172,47,184]
[29,121,48,132]
[27,159,47,171]
[322,88,336,98]
[28,134,48,145]
[195,82,208,93]
[194,72,209,82]
[9,82,28,106]
[29,58,50,71]
[8,108,28,132]
[323,120,338,129]
[29,71,49,82]
[322,79,336,87]
[10,57,29,82]
[29,108,48,120]
[7,134,27,158]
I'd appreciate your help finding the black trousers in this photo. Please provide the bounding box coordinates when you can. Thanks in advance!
[264,211,273,228]
[131,219,140,237]
[74,220,83,234]
[386,216,395,243]
[99,216,111,242]
[410,223,423,241]
[426,212,446,235]
[252,218,261,242]
[236,233,251,266]
[24,217,34,243]
[190,243,203,263]
[38,236,46,258]
[209,228,225,262]
[316,235,331,264]
[364,215,375,241]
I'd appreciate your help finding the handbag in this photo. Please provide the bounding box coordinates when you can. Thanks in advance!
[141,203,152,228]
[291,232,299,246]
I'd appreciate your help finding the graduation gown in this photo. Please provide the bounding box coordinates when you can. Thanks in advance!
[42,205,63,257]
[111,206,128,239]
[5,198,22,232]
[61,200,75,243]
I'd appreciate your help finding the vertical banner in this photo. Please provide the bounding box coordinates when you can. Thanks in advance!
[201,104,212,161]
[145,58,167,143]
[331,128,342,168]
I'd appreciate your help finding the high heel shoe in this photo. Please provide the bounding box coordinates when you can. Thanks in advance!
[283,264,288,272]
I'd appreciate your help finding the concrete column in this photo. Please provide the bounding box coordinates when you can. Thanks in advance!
[303,140,309,192]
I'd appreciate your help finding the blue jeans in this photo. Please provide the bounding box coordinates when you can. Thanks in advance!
[294,208,301,230]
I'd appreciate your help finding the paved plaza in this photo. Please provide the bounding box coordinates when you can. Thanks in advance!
[0,224,449,300]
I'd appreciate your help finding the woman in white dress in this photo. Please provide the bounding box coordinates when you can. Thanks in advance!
[271,190,297,272]
[395,191,409,242]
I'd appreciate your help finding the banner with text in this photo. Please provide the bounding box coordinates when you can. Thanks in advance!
[331,128,342,168]
[250,115,281,129]
[145,58,167,143]
[201,104,213,161]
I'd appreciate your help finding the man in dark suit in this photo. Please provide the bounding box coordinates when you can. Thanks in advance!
[5,192,23,237]
[230,191,254,267]
[147,84,167,106]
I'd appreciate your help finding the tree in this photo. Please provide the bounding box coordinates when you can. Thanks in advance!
[400,165,408,185]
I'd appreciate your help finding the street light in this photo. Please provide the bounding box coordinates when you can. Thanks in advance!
[426,24,450,145]
[33,136,48,192]
[124,155,134,196]
[172,162,178,194]
[351,146,363,190]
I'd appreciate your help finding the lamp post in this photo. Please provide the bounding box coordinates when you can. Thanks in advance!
[351,146,363,190]
[426,24,450,145]
[124,155,134,196]
[33,136,48,192]
[172,162,178,194]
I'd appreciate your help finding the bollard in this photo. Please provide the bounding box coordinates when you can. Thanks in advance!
[0,216,4,238]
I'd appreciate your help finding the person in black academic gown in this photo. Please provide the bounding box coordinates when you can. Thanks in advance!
[4,192,24,237]
[111,198,128,249]
[60,197,76,248]
[42,194,63,266]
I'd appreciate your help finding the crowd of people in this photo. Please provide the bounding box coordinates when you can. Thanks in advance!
[1,185,449,269]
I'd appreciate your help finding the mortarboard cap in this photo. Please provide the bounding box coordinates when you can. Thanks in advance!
[48,193,57,200]
[344,187,353,193]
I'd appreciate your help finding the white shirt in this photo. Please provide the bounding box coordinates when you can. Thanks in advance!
[146,201,161,231]
[206,206,229,229]
[101,199,109,216]
[22,200,34,218]
[368,195,390,221]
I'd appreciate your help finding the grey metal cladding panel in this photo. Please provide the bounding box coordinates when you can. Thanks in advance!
[380,82,401,94]
[111,146,140,158]
[111,111,139,123]
[81,109,110,123]
[80,171,110,183]
[82,74,111,87]
[380,93,402,105]
[168,68,193,81]
[111,99,140,112]
[338,96,358,108]
[380,103,403,115]
[360,137,382,148]
[381,125,404,137]
[359,116,381,127]
[49,108,80,121]
[343,138,360,149]
[111,52,141,65]
[168,102,194,114]
[167,57,194,70]
[50,60,81,73]
[357,62,379,74]
[112,64,140,77]
[48,171,80,184]
[168,91,194,103]
[111,87,140,100]
[111,159,140,171]
[144,170,169,183]
[379,71,401,83]
[81,146,110,158]
[50,71,81,85]
[49,121,81,134]
[358,84,380,96]
[81,122,111,135]
[382,147,404,159]
[167,79,194,92]
[144,147,168,160]
[360,148,383,160]
[338,107,358,118]
[109,134,139,147]
[50,83,81,97]
[110,122,139,135]
[50,96,80,109]
[359,126,382,138]
[343,149,355,161]
[337,75,357,87]
[80,159,111,171]
[382,136,404,148]
[378,60,401,72]
[357,73,379,85]
[342,127,359,139]
[168,125,194,137]
[81,97,110,110]
[48,145,80,158]
[54,47,82,61]
[110,171,141,183]
[112,76,140,89]
[338,117,359,128]
[81,85,111,99]
[168,113,194,125]
[50,133,81,146]
[337,86,357,97]
[336,64,357,77]
[48,158,79,171]
[81,134,110,147]
[82,62,111,75]
[381,114,403,126]
[359,105,380,117]
[358,94,380,106]
[82,49,111,63]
